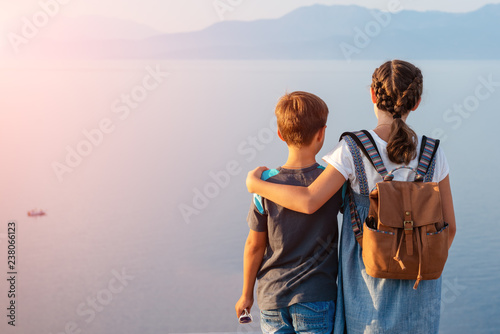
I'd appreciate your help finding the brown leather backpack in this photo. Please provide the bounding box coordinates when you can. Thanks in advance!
[342,131,449,289]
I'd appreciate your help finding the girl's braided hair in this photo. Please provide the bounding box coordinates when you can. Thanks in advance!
[371,60,423,164]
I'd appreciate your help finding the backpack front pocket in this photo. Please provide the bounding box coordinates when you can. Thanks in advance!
[423,223,449,278]
[362,222,395,275]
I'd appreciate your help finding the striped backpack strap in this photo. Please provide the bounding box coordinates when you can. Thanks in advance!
[340,130,386,244]
[343,134,370,196]
[416,136,440,182]
[341,130,388,177]
[340,135,366,242]
[346,185,363,243]
[424,158,437,182]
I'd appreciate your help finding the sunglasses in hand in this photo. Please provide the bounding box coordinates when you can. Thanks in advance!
[238,309,253,324]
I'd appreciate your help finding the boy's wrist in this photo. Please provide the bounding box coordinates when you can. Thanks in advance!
[246,177,256,193]
[241,290,254,299]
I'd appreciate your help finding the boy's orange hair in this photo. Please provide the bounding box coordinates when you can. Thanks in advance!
[275,91,329,147]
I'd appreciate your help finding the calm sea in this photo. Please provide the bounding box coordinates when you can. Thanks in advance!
[0,60,498,333]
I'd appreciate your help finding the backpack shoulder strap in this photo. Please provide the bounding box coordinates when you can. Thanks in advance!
[253,169,280,214]
[341,131,369,196]
[339,131,375,243]
[416,136,440,180]
[340,130,388,177]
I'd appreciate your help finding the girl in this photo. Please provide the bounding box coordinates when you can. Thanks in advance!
[246,60,456,333]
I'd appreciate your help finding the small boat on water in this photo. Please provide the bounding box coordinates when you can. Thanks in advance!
[27,209,46,217]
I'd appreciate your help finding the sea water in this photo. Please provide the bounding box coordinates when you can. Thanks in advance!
[0,60,498,333]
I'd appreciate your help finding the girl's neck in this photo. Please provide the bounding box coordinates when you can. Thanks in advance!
[373,107,408,142]
[373,123,392,142]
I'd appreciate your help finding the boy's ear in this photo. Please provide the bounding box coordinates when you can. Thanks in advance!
[370,87,377,104]
[277,129,286,142]
[317,125,327,142]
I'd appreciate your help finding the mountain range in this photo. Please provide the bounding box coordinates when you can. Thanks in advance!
[3,4,500,59]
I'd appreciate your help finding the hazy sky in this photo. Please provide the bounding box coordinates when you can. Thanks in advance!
[2,0,500,34]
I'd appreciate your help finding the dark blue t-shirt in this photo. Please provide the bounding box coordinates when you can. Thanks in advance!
[248,163,342,310]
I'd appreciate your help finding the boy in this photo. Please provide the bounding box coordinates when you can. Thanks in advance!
[235,91,342,333]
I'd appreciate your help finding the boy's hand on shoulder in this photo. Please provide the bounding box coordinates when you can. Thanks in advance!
[235,295,254,319]
[246,166,269,193]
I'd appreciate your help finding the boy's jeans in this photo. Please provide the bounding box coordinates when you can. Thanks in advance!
[260,300,335,334]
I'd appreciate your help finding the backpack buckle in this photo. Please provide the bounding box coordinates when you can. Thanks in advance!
[404,220,414,256]
[404,220,414,230]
